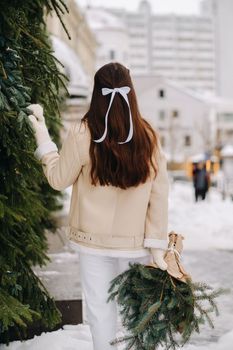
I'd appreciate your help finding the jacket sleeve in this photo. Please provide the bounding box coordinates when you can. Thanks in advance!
[34,121,86,191]
[144,143,169,250]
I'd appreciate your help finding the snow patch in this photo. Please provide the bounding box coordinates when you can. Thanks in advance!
[168,182,233,250]
[1,324,233,350]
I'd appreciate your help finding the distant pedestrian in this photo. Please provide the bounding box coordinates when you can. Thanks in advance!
[193,162,210,202]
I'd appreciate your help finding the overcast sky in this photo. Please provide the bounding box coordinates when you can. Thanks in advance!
[77,0,202,14]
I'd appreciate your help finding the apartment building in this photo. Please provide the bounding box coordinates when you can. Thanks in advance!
[109,0,216,94]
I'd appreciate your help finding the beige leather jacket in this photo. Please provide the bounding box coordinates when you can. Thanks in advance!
[35,120,169,251]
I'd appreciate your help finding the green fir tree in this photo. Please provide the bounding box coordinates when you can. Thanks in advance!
[0,0,70,343]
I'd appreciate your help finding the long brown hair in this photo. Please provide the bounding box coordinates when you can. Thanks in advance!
[82,62,158,189]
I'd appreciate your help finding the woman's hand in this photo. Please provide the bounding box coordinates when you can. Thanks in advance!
[27,104,51,146]
[150,248,168,270]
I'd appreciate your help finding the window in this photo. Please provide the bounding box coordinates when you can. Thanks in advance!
[159,110,166,120]
[109,50,115,60]
[158,89,165,98]
[160,135,166,147]
[184,135,191,146]
[218,113,233,122]
[172,110,179,118]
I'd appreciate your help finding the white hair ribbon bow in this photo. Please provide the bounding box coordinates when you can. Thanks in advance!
[93,86,133,144]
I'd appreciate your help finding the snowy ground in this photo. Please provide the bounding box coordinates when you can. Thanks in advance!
[168,182,233,251]
[1,182,233,350]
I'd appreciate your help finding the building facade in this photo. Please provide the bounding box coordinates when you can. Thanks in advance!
[213,0,233,99]
[132,75,233,162]
[109,0,216,94]
[132,75,212,163]
[81,0,233,159]
[212,98,233,148]
[84,7,129,70]
[84,0,233,99]
[47,0,96,80]
[46,0,97,134]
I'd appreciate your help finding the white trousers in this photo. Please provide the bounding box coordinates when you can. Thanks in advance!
[79,252,151,350]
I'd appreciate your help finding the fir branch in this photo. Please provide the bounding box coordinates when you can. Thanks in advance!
[108,263,227,350]
[19,27,47,48]
[0,60,8,79]
[50,0,71,40]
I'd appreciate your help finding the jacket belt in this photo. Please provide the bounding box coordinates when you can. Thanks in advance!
[67,226,144,249]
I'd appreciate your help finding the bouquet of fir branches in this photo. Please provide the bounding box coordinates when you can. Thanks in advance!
[108,232,226,350]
